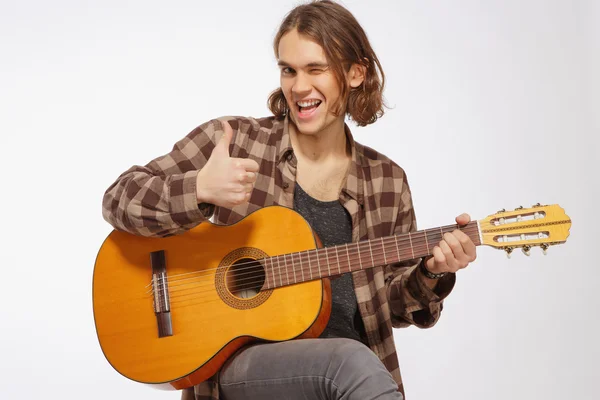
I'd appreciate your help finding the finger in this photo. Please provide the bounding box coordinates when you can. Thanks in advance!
[425,246,446,273]
[232,182,254,193]
[455,213,471,226]
[439,240,459,271]
[233,158,260,173]
[239,171,257,183]
[454,229,477,262]
[214,120,233,157]
[444,232,467,264]
[231,191,248,205]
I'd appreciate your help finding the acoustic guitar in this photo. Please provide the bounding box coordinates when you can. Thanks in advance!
[92,203,571,390]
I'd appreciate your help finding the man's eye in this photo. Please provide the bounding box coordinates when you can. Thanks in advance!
[281,67,294,75]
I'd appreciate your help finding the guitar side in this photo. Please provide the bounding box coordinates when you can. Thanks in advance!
[92,206,331,389]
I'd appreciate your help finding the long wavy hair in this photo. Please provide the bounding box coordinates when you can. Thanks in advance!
[268,0,387,127]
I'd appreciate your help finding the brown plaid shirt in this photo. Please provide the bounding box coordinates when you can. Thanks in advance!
[102,115,456,399]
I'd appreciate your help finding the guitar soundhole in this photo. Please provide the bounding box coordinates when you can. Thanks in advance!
[216,247,272,310]
[226,258,265,299]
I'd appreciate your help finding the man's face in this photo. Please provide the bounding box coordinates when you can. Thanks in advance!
[278,29,344,136]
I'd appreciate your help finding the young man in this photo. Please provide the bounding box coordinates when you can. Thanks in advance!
[102,1,477,399]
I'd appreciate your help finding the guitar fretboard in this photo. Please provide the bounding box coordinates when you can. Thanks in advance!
[262,221,481,289]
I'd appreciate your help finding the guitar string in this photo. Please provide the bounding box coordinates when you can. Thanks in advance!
[147,223,481,291]
[148,224,481,293]
[161,236,454,304]
[150,225,482,297]
[150,226,483,300]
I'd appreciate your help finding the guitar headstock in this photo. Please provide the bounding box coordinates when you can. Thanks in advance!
[478,203,571,257]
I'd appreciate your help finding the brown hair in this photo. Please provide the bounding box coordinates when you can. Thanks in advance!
[267,0,386,126]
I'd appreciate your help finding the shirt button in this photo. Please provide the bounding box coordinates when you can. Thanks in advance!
[283,183,289,189]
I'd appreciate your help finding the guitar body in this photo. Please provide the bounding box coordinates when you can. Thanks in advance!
[93,206,331,390]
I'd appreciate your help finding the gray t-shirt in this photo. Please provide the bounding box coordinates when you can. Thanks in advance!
[293,183,367,344]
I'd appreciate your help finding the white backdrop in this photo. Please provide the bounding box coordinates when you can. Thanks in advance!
[0,0,597,399]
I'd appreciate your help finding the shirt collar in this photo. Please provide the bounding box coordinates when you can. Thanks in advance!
[275,116,364,205]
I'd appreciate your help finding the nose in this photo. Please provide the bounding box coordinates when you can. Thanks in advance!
[291,72,311,97]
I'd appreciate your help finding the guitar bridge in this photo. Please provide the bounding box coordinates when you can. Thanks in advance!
[151,250,173,338]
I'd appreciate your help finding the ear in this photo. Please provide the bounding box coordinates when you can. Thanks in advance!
[348,62,366,88]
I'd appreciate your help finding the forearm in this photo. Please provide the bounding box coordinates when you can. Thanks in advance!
[102,166,212,237]
[102,120,223,236]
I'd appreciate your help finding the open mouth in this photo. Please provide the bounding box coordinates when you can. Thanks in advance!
[296,100,322,119]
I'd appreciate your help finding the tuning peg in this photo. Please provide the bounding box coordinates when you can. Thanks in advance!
[497,208,506,213]
[515,205,524,211]
[522,245,531,256]
[540,243,549,255]
[504,247,514,259]
[533,203,545,208]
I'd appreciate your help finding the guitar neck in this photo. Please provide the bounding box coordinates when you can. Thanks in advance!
[262,221,481,290]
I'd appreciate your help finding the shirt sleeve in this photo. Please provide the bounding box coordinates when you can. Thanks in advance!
[384,172,456,329]
[101,119,226,237]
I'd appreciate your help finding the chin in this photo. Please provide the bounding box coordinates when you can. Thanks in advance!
[292,120,324,136]
[291,113,333,135]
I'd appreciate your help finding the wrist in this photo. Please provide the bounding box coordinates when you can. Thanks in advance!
[419,259,447,279]
[195,169,211,204]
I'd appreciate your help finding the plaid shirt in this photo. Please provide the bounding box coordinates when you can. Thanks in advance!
[102,115,456,399]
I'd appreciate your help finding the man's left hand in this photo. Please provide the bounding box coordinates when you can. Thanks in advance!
[424,213,477,275]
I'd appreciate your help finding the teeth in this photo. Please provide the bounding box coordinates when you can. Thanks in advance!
[297,100,321,107]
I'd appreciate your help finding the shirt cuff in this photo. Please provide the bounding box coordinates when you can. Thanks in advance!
[168,170,214,226]
[407,261,456,308]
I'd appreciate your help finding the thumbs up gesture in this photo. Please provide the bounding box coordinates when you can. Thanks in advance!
[196,121,260,208]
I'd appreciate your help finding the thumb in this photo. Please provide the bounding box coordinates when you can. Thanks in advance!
[212,120,233,158]
[455,213,471,226]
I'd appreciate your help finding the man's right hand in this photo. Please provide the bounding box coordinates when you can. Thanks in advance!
[196,120,259,208]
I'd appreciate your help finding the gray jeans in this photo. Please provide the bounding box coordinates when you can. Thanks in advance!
[218,338,404,400]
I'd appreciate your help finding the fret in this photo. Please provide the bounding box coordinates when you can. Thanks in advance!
[290,253,297,283]
[335,246,341,274]
[345,244,351,272]
[381,237,387,264]
[408,233,415,258]
[316,248,322,277]
[423,231,429,255]
[368,240,374,268]
[427,228,444,257]
[394,235,401,261]
[295,251,301,282]
[325,247,331,277]
[271,257,276,289]
[298,252,304,282]
[357,242,363,269]
[277,256,283,287]
[284,254,290,285]
[306,250,312,280]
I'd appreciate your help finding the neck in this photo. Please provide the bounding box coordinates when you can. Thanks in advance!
[262,221,482,290]
[289,117,348,162]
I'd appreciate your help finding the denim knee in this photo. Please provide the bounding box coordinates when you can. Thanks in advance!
[326,339,381,379]
[325,339,401,399]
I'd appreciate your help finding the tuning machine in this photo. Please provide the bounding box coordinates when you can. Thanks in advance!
[521,245,531,256]
[504,247,514,259]
[515,205,524,211]
[540,243,549,255]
